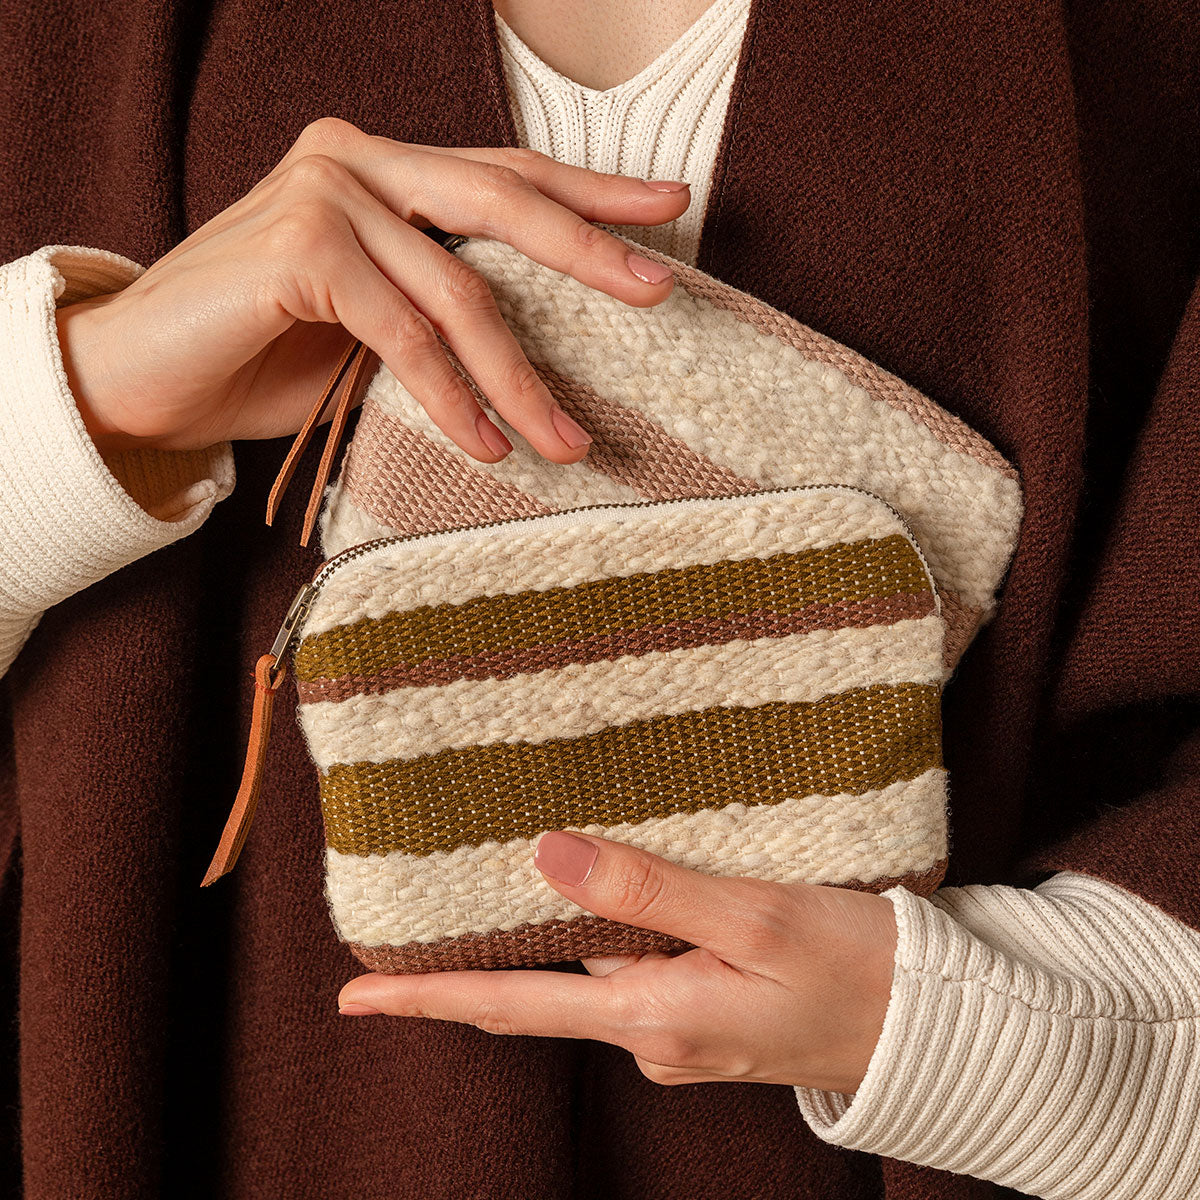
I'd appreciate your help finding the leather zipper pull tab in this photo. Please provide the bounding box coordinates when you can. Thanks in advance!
[266,338,361,529]
[300,340,374,548]
[201,653,285,887]
[265,338,376,548]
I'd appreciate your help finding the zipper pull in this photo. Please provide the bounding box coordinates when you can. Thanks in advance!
[265,338,376,548]
[200,581,318,886]
[268,580,320,667]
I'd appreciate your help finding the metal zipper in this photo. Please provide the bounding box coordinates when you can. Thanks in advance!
[267,579,321,671]
[264,481,939,672]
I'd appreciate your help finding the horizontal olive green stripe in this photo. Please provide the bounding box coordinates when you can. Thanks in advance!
[321,682,941,856]
[296,534,929,682]
[297,592,936,704]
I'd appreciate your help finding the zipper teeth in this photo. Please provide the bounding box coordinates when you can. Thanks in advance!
[302,481,937,603]
[268,483,941,672]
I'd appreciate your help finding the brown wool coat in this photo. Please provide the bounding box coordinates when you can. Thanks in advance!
[1,1,1197,1196]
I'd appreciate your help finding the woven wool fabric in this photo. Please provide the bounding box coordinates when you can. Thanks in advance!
[320,235,1023,676]
[299,236,1024,974]
[297,487,951,972]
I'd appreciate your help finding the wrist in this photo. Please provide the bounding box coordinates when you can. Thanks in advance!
[822,887,898,1094]
[56,296,152,458]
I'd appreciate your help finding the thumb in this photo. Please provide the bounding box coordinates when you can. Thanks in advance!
[533,830,765,961]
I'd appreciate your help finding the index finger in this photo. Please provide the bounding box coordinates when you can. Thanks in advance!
[421,143,692,224]
[383,145,688,308]
[338,966,629,1045]
[280,122,691,307]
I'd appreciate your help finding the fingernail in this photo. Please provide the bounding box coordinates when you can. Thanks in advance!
[626,252,673,286]
[642,179,689,192]
[339,1003,381,1016]
[475,410,512,456]
[535,831,599,886]
[551,407,592,448]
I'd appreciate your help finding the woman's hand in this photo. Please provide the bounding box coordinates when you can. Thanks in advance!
[55,117,690,461]
[337,831,899,1095]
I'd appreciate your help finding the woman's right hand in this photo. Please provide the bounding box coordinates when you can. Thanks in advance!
[56,117,690,463]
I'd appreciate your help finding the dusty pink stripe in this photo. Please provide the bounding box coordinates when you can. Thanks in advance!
[939,588,984,670]
[626,248,1018,482]
[533,361,760,500]
[296,591,935,704]
[341,399,552,537]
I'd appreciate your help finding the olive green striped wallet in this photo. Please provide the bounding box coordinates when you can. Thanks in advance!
[207,232,1023,975]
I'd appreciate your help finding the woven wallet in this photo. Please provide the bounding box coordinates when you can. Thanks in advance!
[299,484,947,972]
[204,232,1024,975]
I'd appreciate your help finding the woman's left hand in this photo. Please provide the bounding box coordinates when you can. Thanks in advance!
[337,830,899,1095]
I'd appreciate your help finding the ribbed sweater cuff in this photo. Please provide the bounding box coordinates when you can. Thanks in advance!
[0,246,235,674]
[795,873,1200,1199]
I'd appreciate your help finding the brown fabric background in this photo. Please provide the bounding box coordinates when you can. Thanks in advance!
[0,0,1196,1196]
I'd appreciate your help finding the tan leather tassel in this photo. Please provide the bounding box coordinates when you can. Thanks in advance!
[299,341,374,546]
[201,654,285,886]
[206,340,377,885]
[265,338,359,526]
[265,337,377,546]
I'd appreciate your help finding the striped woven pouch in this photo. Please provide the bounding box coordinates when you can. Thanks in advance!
[202,232,1024,975]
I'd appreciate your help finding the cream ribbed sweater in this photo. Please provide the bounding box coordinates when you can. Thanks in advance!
[0,246,234,670]
[496,0,750,264]
[1,7,1199,1197]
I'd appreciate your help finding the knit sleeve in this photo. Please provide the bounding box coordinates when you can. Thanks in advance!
[0,245,235,678]
[800,246,1200,1194]
[795,871,1200,1199]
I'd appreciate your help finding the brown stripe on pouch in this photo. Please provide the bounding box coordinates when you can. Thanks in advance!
[344,860,947,974]
[342,398,552,536]
[532,360,761,499]
[621,247,1018,483]
[320,682,942,856]
[296,590,935,703]
[294,534,931,682]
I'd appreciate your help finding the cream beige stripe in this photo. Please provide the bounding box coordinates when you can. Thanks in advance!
[460,237,1022,612]
[319,478,400,560]
[303,488,915,639]
[326,768,948,945]
[655,251,1018,481]
[365,363,642,513]
[303,614,944,770]
[349,859,949,974]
